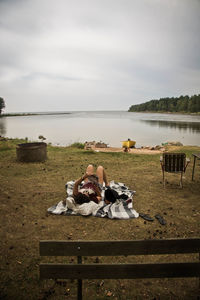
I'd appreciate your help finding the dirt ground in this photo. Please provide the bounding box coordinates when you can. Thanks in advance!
[0,140,200,300]
[94,147,163,154]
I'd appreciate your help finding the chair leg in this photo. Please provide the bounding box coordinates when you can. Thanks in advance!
[180,172,183,188]
[192,156,196,181]
[162,170,165,188]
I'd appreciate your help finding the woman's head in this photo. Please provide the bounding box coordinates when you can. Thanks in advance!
[74,192,90,205]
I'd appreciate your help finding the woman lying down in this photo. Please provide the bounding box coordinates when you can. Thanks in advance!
[49,164,139,218]
[72,164,129,205]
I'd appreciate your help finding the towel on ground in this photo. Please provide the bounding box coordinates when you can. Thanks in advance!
[47,180,139,219]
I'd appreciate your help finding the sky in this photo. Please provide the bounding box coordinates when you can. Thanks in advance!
[0,0,200,113]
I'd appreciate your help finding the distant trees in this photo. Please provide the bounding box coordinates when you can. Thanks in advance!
[128,94,200,113]
[0,97,5,115]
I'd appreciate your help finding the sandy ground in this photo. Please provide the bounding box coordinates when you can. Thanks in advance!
[93,147,164,154]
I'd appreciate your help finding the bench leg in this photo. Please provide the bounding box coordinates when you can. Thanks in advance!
[78,279,82,300]
[77,256,82,300]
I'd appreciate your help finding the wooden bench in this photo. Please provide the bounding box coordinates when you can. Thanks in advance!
[39,238,200,300]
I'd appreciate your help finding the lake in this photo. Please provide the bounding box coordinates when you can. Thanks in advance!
[1,111,200,147]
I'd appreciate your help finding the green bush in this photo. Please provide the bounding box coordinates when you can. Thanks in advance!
[69,142,85,149]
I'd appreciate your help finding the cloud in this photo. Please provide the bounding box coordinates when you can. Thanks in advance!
[0,0,200,112]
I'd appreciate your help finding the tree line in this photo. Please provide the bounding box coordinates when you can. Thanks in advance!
[128,94,200,113]
[0,97,5,115]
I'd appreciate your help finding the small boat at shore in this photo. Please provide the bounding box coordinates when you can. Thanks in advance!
[122,140,136,148]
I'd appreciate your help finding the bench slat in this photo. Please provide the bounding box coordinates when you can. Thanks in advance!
[40,239,200,256]
[40,262,200,279]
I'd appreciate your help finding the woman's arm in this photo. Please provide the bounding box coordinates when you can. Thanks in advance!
[73,173,89,196]
[93,184,102,202]
[93,184,101,197]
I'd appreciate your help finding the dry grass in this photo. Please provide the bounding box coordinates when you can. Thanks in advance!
[0,140,200,299]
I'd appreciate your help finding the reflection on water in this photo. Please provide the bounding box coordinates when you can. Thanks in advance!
[0,118,6,135]
[141,120,200,133]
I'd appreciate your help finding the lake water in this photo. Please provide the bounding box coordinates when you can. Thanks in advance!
[0,111,200,147]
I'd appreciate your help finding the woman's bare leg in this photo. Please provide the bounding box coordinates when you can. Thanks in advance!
[103,168,109,186]
[84,164,94,182]
[96,166,108,186]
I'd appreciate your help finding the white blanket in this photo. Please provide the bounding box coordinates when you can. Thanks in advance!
[47,181,139,219]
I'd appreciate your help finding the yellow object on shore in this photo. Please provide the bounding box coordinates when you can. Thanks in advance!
[122,140,136,148]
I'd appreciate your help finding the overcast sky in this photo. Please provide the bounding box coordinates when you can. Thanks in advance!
[0,0,200,112]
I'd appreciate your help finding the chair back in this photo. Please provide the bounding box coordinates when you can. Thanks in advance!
[163,153,186,172]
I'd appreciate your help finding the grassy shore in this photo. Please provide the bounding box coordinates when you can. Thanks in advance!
[0,139,200,299]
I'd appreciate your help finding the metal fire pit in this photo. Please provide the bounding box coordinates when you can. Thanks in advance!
[16,142,47,162]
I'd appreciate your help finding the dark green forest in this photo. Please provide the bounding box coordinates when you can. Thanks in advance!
[128,94,200,113]
[0,97,5,115]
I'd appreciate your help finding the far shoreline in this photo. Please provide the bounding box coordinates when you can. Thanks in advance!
[0,112,71,117]
[128,110,200,116]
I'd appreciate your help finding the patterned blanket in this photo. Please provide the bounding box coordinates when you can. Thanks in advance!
[47,180,139,219]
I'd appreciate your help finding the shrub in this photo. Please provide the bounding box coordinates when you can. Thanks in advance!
[69,142,85,149]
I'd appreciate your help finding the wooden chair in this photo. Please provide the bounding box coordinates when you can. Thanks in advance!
[160,153,190,188]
